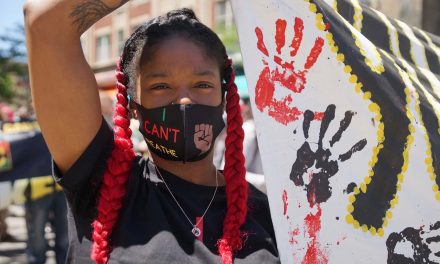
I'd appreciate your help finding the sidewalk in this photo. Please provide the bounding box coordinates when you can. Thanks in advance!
[0,205,55,264]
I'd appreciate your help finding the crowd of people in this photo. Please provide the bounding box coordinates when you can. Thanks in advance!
[0,102,68,264]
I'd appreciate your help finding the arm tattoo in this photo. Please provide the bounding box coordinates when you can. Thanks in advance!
[70,0,129,33]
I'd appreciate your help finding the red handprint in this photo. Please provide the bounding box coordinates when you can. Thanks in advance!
[255,17,324,125]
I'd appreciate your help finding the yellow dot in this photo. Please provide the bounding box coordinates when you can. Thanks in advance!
[407,136,414,145]
[426,167,434,174]
[337,53,345,62]
[364,56,372,65]
[370,227,377,236]
[315,13,323,20]
[378,228,384,237]
[363,91,372,100]
[426,148,432,156]
[344,65,352,73]
[397,174,404,182]
[355,83,362,93]
[430,174,436,180]
[349,74,358,83]
[347,204,354,213]
[408,125,415,133]
[317,23,326,31]
[386,211,393,219]
[383,218,389,227]
[425,157,433,164]
[309,3,317,12]
[364,176,372,184]
[436,192,440,201]
[390,198,398,207]
[375,113,382,121]
[368,103,380,112]
[353,220,360,229]
[326,32,333,40]
[353,187,360,195]
[346,214,354,224]
[432,184,439,192]
[361,225,369,232]
[331,45,339,53]
[360,183,367,193]
[397,184,402,191]
[349,195,356,203]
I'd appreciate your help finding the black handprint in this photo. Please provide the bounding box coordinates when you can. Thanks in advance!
[290,104,367,206]
[386,221,440,264]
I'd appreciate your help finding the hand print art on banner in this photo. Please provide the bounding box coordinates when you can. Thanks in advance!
[231,0,440,263]
[387,221,440,264]
[254,17,324,125]
[290,104,367,206]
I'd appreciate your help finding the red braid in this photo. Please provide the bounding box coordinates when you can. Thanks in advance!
[91,59,135,264]
[217,59,248,264]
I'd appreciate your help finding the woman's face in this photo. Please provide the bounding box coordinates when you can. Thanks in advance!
[137,36,222,108]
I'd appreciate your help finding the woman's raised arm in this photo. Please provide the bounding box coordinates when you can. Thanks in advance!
[24,0,128,173]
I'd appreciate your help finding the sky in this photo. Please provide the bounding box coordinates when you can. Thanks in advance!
[0,0,26,33]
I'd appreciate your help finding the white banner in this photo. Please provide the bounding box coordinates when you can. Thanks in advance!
[231,0,440,263]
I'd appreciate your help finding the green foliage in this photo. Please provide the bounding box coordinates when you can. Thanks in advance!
[0,74,14,101]
[215,24,240,54]
[215,24,244,75]
[0,24,28,102]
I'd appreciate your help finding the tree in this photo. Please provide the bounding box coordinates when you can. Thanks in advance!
[0,24,28,102]
[215,24,244,75]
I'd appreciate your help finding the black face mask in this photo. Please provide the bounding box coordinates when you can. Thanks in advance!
[132,101,225,162]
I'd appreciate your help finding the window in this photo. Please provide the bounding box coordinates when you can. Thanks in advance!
[215,0,227,29]
[96,34,111,62]
[117,30,125,55]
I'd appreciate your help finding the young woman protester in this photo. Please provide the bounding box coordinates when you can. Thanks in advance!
[24,1,279,263]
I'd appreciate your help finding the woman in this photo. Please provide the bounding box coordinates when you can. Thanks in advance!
[24,1,279,263]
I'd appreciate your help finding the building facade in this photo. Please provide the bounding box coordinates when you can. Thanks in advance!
[82,0,432,91]
[81,0,232,90]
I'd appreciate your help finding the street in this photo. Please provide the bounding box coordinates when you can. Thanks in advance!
[0,205,55,264]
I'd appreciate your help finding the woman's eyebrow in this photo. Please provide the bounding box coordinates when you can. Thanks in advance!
[144,72,169,78]
[194,70,216,77]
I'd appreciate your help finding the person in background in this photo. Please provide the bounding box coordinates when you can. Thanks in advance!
[13,106,69,264]
[0,104,15,242]
[24,177,68,264]
[99,93,114,128]
[240,97,263,175]
[240,97,266,193]
[214,97,266,193]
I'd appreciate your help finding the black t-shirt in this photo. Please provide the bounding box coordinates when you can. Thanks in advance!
[53,119,280,264]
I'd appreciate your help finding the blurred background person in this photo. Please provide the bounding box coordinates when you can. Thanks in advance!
[100,92,114,128]
[24,176,68,264]
[0,104,15,242]
[213,95,266,193]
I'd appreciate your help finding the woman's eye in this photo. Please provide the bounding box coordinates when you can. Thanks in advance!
[151,84,169,90]
[195,83,213,89]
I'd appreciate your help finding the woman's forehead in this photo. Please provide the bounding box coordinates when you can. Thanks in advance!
[139,36,220,73]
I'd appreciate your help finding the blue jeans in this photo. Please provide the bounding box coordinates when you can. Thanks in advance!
[25,190,68,264]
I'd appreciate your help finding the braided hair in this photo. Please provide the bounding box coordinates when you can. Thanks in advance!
[91,8,248,264]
